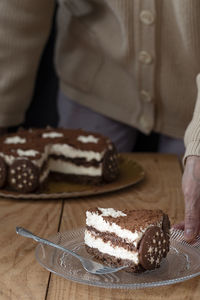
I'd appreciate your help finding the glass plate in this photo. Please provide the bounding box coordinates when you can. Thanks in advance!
[35,228,200,289]
[0,154,144,199]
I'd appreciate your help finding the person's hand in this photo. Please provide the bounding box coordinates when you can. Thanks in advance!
[176,156,200,242]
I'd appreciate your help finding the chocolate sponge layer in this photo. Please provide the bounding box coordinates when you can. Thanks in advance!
[85,245,145,273]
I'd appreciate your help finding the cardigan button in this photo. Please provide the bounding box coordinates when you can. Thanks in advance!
[140,10,155,25]
[140,90,152,103]
[139,115,151,131]
[138,51,153,64]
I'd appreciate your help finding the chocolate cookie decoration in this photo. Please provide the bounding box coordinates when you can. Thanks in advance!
[102,148,119,182]
[139,226,170,270]
[8,159,39,193]
[0,157,7,188]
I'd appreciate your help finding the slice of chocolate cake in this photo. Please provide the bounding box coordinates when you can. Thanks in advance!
[85,208,170,272]
[0,128,119,193]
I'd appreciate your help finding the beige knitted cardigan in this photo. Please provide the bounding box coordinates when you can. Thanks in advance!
[0,0,200,159]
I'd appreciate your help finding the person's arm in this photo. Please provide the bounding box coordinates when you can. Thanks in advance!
[181,74,200,241]
[0,0,55,127]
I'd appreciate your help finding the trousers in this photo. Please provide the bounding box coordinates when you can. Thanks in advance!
[58,91,185,156]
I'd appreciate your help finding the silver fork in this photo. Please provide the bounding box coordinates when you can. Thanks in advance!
[16,227,127,275]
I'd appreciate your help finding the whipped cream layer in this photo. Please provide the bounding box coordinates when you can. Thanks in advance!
[50,144,105,162]
[0,143,105,166]
[85,230,139,263]
[49,159,101,175]
[0,143,105,184]
[39,159,102,183]
[0,144,105,182]
[86,209,143,247]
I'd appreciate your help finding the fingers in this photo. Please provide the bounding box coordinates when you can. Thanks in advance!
[184,205,199,242]
[173,221,200,244]
[172,221,185,231]
[182,156,200,242]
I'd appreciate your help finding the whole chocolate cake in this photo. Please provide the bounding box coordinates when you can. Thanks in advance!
[85,208,170,272]
[0,128,119,193]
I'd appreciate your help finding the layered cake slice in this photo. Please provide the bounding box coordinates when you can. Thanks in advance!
[0,128,119,193]
[85,208,170,272]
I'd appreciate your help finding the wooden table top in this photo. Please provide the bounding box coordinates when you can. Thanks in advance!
[1,153,199,300]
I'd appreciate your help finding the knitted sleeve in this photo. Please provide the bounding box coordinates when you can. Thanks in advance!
[0,0,55,127]
[184,73,200,163]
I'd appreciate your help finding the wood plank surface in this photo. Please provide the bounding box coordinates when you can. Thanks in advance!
[46,154,200,300]
[1,153,200,300]
[0,198,63,300]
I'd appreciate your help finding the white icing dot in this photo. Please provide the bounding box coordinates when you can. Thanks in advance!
[156,258,160,264]
[148,246,153,254]
[98,207,127,218]
[11,169,15,174]
[4,136,26,144]
[149,257,154,264]
[77,135,99,144]
[11,178,16,183]
[42,132,64,138]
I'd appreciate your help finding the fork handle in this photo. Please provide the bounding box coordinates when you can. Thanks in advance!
[16,227,83,261]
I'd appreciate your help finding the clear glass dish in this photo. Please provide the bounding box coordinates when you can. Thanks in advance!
[35,228,200,289]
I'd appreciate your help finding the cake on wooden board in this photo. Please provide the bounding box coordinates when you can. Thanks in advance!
[0,128,119,193]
